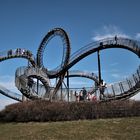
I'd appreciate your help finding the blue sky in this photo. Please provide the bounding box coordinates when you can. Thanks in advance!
[0,0,140,109]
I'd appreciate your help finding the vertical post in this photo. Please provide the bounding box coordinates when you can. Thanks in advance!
[67,71,70,102]
[111,85,115,97]
[97,50,102,84]
[97,50,102,100]
[129,79,133,89]
[22,94,25,102]
[60,76,63,101]
[119,82,124,93]
[95,82,98,97]
[137,70,140,80]
[133,74,137,84]
[56,77,58,85]
[37,79,39,95]
[126,79,131,89]
[121,83,125,92]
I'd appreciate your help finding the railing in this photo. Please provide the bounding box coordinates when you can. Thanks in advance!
[48,66,140,101]
[47,37,140,76]
[1,37,140,101]
[15,66,51,99]
[15,65,140,101]
[103,66,140,100]
[0,49,36,66]
[68,70,98,78]
[25,67,51,89]
[37,28,70,70]
[48,86,96,101]
[0,85,22,101]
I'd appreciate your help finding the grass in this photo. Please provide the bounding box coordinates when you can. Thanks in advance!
[0,117,140,140]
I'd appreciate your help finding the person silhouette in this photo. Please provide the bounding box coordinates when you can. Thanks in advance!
[115,35,117,44]
[82,87,87,101]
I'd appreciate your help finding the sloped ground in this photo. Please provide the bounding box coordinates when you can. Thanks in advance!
[0,117,140,140]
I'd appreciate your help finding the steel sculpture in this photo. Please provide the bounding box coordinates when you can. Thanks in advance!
[0,28,140,102]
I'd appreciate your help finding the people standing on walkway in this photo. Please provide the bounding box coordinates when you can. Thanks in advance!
[82,87,87,101]
[74,91,79,102]
[99,80,106,99]
[79,90,84,101]
[115,35,117,44]
[86,92,91,101]
[7,49,12,57]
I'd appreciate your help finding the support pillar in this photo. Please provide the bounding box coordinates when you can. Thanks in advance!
[60,76,63,101]
[97,50,102,84]
[67,71,70,102]
[37,79,39,95]
[97,50,102,100]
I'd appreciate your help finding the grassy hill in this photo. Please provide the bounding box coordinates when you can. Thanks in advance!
[0,117,140,140]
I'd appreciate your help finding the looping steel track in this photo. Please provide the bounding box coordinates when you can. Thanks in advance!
[0,28,140,102]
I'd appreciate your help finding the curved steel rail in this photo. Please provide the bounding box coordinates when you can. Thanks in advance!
[37,27,71,73]
[15,66,51,100]
[102,66,140,101]
[36,28,71,99]
[0,49,36,66]
[0,85,22,102]
[0,28,140,102]
[66,70,99,83]
[39,35,140,101]
[0,49,36,101]
[48,37,140,77]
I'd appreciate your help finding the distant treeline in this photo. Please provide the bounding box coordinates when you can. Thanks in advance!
[0,100,140,122]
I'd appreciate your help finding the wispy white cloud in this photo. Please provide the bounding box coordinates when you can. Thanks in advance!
[92,25,140,42]
[92,25,130,41]
[111,73,120,78]
[135,33,140,40]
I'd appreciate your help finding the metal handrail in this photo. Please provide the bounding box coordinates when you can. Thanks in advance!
[0,85,22,102]
[48,37,140,76]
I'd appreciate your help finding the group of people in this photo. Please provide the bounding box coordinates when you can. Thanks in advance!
[74,87,97,102]
[7,48,32,57]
